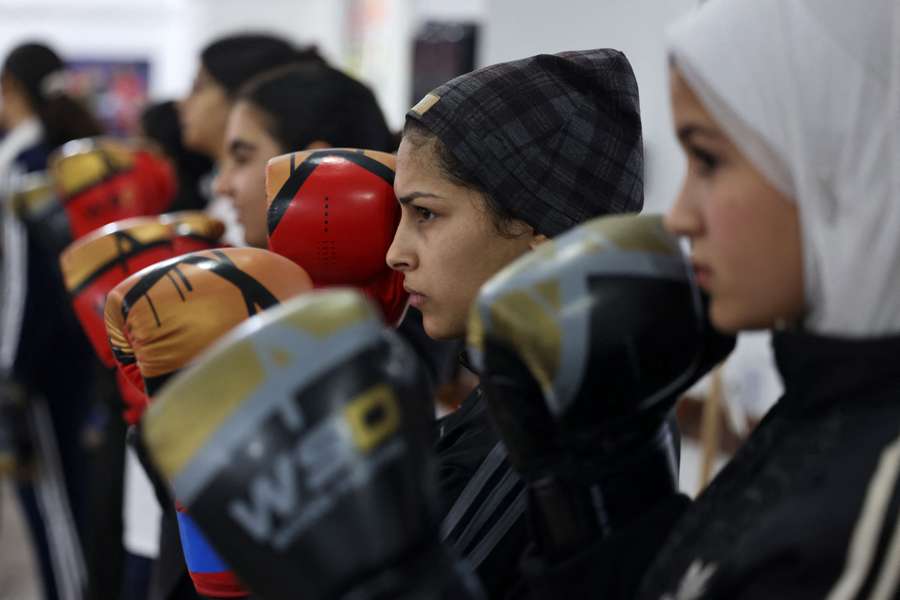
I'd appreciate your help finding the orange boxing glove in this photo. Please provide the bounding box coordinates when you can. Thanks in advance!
[266,148,408,325]
[161,211,231,255]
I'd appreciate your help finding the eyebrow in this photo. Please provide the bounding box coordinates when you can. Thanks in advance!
[397,191,443,206]
[677,124,723,145]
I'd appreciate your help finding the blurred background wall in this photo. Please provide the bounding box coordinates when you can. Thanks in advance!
[0,0,696,211]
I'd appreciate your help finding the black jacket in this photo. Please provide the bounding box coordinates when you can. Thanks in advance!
[517,331,900,599]
[435,384,529,599]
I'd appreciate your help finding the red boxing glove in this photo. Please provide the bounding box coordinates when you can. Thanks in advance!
[132,148,177,217]
[266,148,408,325]
[59,212,225,423]
[117,369,147,426]
[51,138,177,240]
[60,217,177,368]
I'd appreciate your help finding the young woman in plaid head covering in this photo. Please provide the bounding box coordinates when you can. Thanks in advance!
[386,49,645,597]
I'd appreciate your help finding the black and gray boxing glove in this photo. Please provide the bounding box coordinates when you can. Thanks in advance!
[468,214,735,561]
[142,289,484,600]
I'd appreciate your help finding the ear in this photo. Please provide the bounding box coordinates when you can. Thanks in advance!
[303,140,332,150]
[529,233,549,250]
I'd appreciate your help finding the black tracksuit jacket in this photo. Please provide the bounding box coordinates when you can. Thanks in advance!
[513,331,900,599]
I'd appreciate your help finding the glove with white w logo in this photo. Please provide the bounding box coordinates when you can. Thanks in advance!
[142,289,485,600]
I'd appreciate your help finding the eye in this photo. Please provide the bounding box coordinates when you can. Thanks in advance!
[231,151,252,167]
[414,205,436,222]
[689,147,721,177]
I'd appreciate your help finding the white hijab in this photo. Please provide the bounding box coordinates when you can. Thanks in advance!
[667,0,900,337]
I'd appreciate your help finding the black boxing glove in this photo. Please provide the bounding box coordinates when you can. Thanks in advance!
[142,289,484,600]
[468,214,735,561]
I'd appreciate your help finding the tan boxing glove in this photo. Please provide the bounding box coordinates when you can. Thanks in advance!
[104,246,313,396]
[104,246,314,598]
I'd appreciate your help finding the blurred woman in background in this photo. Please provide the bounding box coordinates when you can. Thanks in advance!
[178,33,323,246]
[139,101,212,213]
[1,41,103,600]
[213,62,395,248]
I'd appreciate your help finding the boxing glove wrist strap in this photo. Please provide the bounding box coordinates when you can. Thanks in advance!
[339,539,483,600]
[527,420,679,562]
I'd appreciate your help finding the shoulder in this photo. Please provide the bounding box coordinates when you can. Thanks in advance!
[433,387,497,494]
[707,399,900,599]
[15,143,51,173]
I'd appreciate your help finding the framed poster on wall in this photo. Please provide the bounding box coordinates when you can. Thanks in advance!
[65,58,150,137]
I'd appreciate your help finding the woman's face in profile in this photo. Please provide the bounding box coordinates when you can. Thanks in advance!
[214,101,282,249]
[665,69,805,333]
[179,67,231,159]
[387,134,537,340]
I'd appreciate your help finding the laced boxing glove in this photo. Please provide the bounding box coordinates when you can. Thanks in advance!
[468,214,736,561]
[105,247,314,599]
[59,213,226,422]
[141,289,484,600]
[50,138,176,240]
[266,149,408,325]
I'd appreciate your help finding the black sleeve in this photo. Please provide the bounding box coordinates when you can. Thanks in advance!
[510,493,691,600]
[435,391,531,599]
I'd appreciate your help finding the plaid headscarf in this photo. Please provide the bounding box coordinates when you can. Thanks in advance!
[407,49,643,237]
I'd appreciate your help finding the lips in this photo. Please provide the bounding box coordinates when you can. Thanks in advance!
[691,261,713,289]
[404,285,427,309]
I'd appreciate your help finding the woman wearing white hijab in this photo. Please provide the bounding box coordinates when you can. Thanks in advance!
[511,0,900,598]
[662,0,899,597]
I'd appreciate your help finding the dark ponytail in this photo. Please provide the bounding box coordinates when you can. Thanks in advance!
[2,42,102,149]
[237,63,396,154]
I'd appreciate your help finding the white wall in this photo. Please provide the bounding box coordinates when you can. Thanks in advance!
[482,0,699,212]
[0,0,414,131]
[0,0,173,96]
[0,0,697,198]
[170,0,347,96]
[0,0,348,102]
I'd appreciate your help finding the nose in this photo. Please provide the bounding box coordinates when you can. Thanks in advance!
[386,210,417,272]
[664,178,704,239]
[212,166,233,200]
[175,96,190,124]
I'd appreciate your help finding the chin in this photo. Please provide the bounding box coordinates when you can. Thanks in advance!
[422,315,463,341]
[244,230,268,249]
[709,300,772,334]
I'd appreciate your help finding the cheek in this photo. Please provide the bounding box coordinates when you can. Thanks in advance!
[188,95,210,122]
[194,94,228,130]
[703,172,773,271]
[432,226,525,312]
[704,177,804,328]
[427,232,475,296]
[235,165,267,206]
